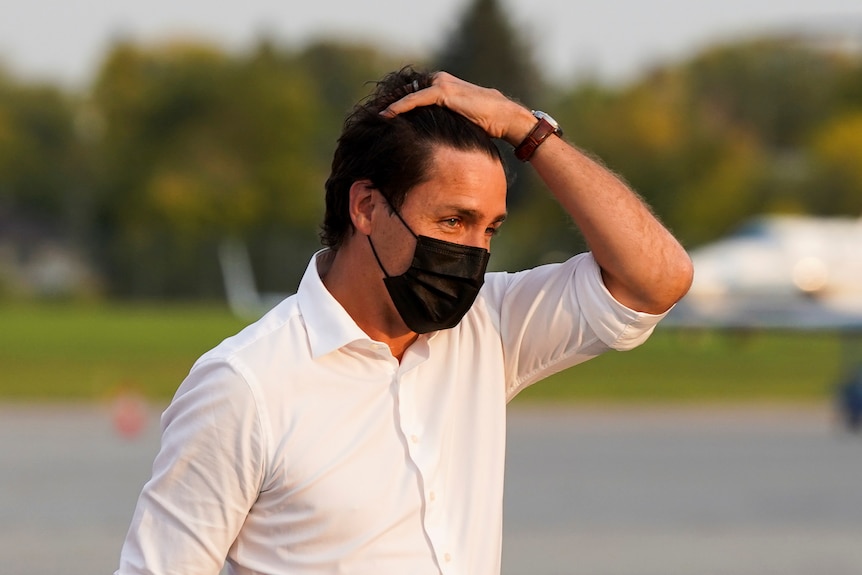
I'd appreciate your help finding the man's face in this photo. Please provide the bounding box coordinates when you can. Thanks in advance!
[373,145,508,275]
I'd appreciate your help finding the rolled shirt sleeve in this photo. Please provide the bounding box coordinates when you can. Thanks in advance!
[487,253,668,399]
[574,252,668,351]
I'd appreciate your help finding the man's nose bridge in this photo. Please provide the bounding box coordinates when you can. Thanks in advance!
[465,227,491,250]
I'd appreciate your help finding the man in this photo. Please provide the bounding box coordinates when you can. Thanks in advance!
[116,68,692,574]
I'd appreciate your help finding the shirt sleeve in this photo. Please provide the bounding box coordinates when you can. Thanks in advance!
[487,252,668,399]
[115,359,267,575]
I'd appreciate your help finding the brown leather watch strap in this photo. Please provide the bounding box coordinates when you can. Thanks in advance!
[514,117,558,162]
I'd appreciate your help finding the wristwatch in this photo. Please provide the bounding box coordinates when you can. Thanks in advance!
[514,110,563,162]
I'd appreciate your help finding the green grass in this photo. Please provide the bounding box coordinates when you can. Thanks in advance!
[0,302,247,401]
[0,302,856,403]
[515,328,854,404]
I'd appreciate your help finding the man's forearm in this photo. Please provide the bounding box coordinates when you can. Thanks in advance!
[528,134,693,314]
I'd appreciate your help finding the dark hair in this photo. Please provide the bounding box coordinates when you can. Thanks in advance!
[320,67,504,250]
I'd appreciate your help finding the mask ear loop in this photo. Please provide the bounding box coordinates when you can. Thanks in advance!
[375,188,418,239]
[389,207,418,239]
[366,188,419,278]
[367,235,392,278]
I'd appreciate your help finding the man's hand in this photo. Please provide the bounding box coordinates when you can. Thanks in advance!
[380,72,536,147]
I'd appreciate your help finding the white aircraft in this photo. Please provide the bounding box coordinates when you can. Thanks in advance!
[665,214,862,331]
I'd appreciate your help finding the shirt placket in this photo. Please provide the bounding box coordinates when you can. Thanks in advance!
[395,363,456,574]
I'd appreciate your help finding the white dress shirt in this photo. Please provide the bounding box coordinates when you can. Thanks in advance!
[116,251,666,575]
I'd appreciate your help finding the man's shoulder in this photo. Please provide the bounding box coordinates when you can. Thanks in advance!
[196,294,307,369]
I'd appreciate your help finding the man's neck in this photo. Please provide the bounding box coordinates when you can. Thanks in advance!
[319,247,418,362]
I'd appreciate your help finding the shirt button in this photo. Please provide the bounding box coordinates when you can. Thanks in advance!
[410,434,419,444]
[444,553,452,562]
[429,491,436,502]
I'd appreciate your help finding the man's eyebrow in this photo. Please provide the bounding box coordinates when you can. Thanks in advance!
[438,206,508,223]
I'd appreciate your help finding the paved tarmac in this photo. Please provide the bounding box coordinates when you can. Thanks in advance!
[2,402,861,575]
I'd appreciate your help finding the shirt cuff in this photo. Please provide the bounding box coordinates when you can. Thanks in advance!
[574,253,670,351]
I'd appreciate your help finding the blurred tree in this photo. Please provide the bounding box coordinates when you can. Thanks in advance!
[557,72,691,220]
[678,37,862,231]
[552,36,862,248]
[807,112,862,215]
[835,54,862,114]
[683,37,849,151]
[297,40,410,158]
[89,39,324,297]
[552,70,745,246]
[670,133,769,244]
[88,38,408,298]
[5,27,862,299]
[0,72,85,225]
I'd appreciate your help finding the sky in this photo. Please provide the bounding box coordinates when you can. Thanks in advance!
[1,0,862,89]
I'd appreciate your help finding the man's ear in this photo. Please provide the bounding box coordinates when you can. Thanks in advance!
[348,179,376,236]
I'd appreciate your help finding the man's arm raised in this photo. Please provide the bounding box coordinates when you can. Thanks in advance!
[382,72,693,314]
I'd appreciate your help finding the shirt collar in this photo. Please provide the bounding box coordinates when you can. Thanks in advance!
[297,250,374,359]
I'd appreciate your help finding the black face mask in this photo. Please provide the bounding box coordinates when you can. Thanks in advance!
[367,210,490,334]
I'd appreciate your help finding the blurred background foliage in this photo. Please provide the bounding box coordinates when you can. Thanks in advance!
[2,0,862,302]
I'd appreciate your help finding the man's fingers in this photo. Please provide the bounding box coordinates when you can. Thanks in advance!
[377,72,515,140]
[380,72,461,118]
[380,91,431,117]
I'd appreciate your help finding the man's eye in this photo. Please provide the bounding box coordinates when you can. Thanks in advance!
[443,218,460,227]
